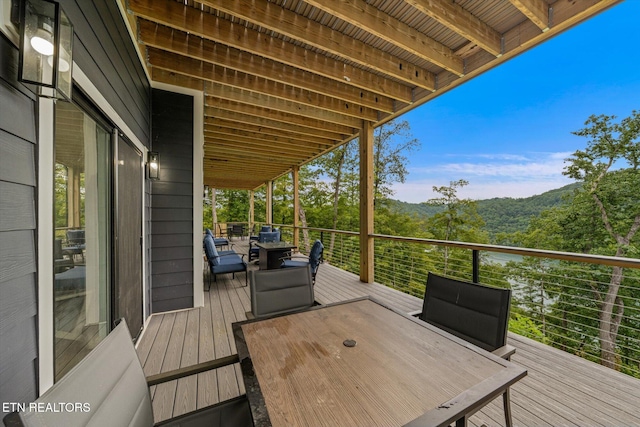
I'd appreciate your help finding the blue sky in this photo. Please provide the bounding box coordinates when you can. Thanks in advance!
[392,1,640,203]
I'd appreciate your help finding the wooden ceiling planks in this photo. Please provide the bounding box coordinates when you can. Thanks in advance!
[122,0,621,190]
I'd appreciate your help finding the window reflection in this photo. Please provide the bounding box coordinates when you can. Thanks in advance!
[54,100,110,381]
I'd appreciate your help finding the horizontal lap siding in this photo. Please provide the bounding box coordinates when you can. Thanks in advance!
[151,89,194,312]
[59,0,150,146]
[0,34,38,404]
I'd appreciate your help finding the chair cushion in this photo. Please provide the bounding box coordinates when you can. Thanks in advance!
[213,237,229,247]
[210,241,220,265]
[203,235,216,265]
[309,240,324,272]
[281,260,308,269]
[212,253,246,274]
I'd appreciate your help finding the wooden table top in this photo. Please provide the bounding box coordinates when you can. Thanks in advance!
[234,298,526,427]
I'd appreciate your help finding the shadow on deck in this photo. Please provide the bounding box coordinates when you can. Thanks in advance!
[136,239,640,426]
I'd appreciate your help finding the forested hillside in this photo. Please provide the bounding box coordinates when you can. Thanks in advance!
[388,182,581,238]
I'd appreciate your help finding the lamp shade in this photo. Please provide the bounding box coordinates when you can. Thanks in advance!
[148,152,160,180]
[17,0,73,100]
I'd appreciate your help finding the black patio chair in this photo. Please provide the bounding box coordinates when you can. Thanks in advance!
[229,224,246,240]
[415,272,515,427]
[249,265,314,319]
[2,319,253,427]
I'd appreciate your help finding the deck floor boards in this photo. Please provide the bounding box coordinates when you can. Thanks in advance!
[137,239,640,426]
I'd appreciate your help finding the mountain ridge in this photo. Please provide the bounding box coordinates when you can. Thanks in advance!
[388,182,581,238]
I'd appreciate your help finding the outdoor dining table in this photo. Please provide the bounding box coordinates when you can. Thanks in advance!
[255,241,298,270]
[232,297,526,427]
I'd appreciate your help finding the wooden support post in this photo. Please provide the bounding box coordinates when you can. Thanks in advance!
[249,190,255,233]
[292,166,300,248]
[266,180,273,225]
[359,121,374,283]
[211,187,217,228]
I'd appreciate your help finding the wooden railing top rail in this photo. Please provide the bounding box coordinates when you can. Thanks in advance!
[273,224,640,269]
[372,234,640,269]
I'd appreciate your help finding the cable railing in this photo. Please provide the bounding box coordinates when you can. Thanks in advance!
[273,224,640,378]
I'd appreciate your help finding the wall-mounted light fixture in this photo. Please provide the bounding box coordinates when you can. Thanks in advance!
[148,151,160,180]
[203,185,209,200]
[14,0,73,100]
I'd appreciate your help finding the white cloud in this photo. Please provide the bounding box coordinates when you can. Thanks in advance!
[392,177,575,203]
[395,151,576,202]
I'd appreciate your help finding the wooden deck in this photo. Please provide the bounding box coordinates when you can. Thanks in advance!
[136,239,640,426]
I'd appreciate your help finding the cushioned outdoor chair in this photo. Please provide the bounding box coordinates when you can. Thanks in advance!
[2,319,253,427]
[249,265,314,319]
[250,225,272,241]
[248,231,280,263]
[415,272,515,427]
[280,239,323,284]
[206,228,230,250]
[204,235,247,289]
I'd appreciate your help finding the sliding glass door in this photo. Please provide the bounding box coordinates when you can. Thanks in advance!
[53,100,111,381]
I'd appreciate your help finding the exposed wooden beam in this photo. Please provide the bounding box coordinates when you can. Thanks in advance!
[151,67,204,91]
[204,110,344,142]
[204,141,311,161]
[198,0,436,90]
[148,49,379,122]
[204,89,361,129]
[128,0,417,100]
[205,119,335,146]
[138,19,396,112]
[204,130,325,155]
[404,0,502,57]
[204,124,332,150]
[508,0,550,31]
[304,0,463,76]
[204,147,303,163]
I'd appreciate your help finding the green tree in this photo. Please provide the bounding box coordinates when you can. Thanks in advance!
[373,119,419,207]
[563,111,640,368]
[423,180,488,275]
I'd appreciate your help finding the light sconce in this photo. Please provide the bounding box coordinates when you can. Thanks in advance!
[148,151,160,180]
[203,185,209,200]
[14,0,73,100]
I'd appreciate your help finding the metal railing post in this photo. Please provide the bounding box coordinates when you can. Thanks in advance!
[472,249,480,283]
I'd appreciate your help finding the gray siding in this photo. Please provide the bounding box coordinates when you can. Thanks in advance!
[150,89,194,312]
[0,34,38,404]
[59,0,150,146]
[1,0,151,402]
